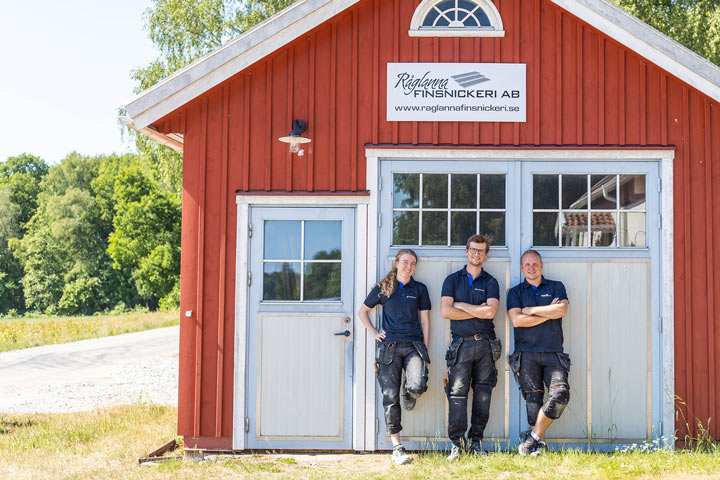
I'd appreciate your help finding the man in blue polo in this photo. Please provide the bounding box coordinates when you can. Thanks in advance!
[441,234,501,460]
[507,249,570,456]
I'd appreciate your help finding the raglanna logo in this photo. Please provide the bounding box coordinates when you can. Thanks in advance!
[451,71,490,87]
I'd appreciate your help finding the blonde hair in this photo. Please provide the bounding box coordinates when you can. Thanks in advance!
[377,249,418,298]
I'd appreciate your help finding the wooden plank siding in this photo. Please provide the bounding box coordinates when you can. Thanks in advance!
[153,0,720,446]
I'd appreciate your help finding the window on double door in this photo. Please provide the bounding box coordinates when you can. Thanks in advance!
[392,173,506,247]
[532,174,647,248]
[262,220,342,301]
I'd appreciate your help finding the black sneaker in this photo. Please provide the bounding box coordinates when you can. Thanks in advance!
[392,444,412,465]
[518,431,539,456]
[530,441,547,456]
[446,443,462,462]
[468,441,487,456]
[400,379,416,411]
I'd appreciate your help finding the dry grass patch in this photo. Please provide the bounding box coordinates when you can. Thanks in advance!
[0,310,178,352]
[2,404,720,480]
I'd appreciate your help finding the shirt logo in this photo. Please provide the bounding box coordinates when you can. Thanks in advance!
[473,288,485,292]
[540,294,552,297]
[404,295,417,299]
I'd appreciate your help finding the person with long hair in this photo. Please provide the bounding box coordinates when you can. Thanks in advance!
[358,249,431,465]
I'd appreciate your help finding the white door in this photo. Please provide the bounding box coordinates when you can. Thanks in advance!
[246,207,355,449]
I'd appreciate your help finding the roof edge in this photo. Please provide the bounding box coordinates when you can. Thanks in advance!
[123,0,359,130]
[120,116,184,153]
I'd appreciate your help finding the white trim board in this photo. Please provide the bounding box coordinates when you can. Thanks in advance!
[364,147,675,449]
[232,194,369,451]
[123,0,720,132]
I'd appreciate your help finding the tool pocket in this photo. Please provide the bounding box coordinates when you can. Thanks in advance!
[557,352,572,372]
[508,352,522,375]
[375,342,396,365]
[445,337,463,367]
[488,337,502,362]
[413,341,431,365]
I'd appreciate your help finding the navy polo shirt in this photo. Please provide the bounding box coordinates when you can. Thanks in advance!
[506,276,568,353]
[441,267,500,339]
[364,277,431,343]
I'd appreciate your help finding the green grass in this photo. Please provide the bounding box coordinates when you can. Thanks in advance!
[0,310,178,352]
[2,404,720,480]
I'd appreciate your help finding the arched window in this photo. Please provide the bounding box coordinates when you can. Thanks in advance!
[409,0,505,37]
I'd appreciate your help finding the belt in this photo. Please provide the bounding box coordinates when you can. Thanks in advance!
[463,333,493,341]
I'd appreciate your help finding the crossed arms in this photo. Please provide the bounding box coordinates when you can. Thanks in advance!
[508,298,568,328]
[441,296,499,320]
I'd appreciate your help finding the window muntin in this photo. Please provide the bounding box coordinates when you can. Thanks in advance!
[263,220,342,301]
[532,174,647,248]
[392,173,506,247]
[409,0,505,37]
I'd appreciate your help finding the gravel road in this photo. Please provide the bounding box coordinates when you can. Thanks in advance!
[0,326,178,413]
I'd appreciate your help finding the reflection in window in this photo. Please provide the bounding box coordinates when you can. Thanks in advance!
[263,220,342,301]
[532,174,646,248]
[392,173,506,247]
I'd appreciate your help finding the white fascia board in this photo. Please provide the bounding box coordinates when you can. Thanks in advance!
[119,115,184,152]
[124,0,361,130]
[552,0,720,103]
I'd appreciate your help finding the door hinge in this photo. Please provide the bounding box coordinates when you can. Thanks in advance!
[375,418,379,436]
[658,178,662,193]
[378,176,382,192]
[248,223,253,238]
[245,417,249,433]
[658,214,662,230]
[659,317,663,333]
[378,212,382,228]
[247,271,252,287]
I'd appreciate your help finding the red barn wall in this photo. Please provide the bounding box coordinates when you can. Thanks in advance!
[152,0,720,446]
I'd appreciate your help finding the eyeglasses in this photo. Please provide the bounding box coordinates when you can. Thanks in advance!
[467,247,487,255]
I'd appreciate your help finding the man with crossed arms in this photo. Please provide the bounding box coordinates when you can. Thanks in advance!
[507,249,570,456]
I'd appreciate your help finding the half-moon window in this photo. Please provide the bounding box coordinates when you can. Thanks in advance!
[409,0,505,37]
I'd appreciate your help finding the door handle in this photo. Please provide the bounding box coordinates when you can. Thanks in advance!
[334,330,351,337]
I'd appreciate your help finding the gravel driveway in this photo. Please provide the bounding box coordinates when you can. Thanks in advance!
[0,326,178,413]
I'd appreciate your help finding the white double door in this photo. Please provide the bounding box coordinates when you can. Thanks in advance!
[376,158,662,451]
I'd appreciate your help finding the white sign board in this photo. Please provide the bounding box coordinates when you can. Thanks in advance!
[387,63,526,122]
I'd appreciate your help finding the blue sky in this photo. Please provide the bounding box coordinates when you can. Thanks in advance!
[0,0,159,164]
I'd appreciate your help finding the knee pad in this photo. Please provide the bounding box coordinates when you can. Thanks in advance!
[524,390,544,407]
[543,384,570,419]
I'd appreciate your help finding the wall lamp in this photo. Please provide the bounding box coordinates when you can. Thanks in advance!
[278,119,311,155]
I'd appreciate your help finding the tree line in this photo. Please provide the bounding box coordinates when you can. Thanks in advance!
[0,152,181,315]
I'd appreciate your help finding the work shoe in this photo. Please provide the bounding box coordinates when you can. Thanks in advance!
[530,441,547,457]
[518,431,540,456]
[446,443,463,462]
[392,444,412,465]
[400,379,416,411]
[468,441,487,456]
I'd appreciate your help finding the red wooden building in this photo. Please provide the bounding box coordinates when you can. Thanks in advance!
[123,0,720,452]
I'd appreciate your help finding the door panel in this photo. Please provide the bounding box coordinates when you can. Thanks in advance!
[246,207,355,450]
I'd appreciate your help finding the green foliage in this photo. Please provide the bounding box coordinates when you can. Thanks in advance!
[0,186,25,313]
[0,153,48,230]
[611,0,720,66]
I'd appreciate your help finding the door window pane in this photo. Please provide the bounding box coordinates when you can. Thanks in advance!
[534,212,559,246]
[620,175,646,210]
[264,221,301,259]
[393,211,419,245]
[533,175,558,209]
[479,212,505,246]
[422,174,448,208]
[393,174,419,208]
[451,174,477,209]
[422,211,447,245]
[591,212,617,247]
[304,221,341,260]
[562,175,587,209]
[619,212,646,247]
[590,175,616,209]
[451,212,476,245]
[561,213,589,247]
[304,263,341,301]
[263,262,301,300]
[480,175,506,209]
